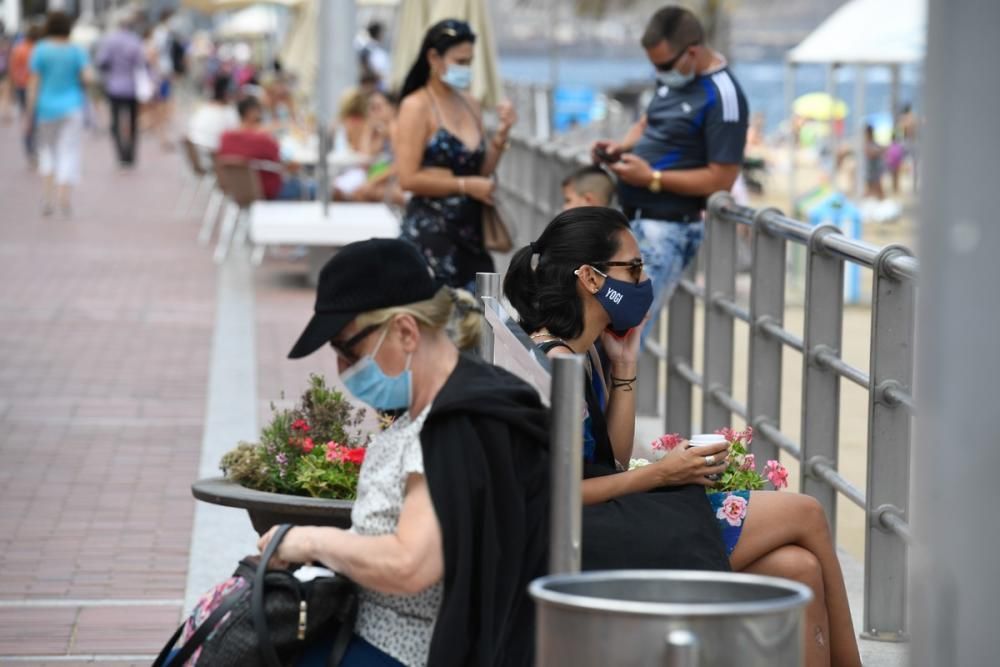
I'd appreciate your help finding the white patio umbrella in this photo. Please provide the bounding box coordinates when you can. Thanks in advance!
[390,0,502,106]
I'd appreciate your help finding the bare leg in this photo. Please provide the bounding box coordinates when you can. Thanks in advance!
[742,545,830,667]
[729,491,862,667]
[42,174,55,216]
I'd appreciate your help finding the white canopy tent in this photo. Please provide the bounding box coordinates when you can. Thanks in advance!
[784,0,927,207]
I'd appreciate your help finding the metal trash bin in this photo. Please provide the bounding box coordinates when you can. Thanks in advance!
[530,570,812,666]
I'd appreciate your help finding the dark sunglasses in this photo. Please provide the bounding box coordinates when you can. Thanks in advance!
[329,323,381,364]
[653,42,698,72]
[592,259,645,285]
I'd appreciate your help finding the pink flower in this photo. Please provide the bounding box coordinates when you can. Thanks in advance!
[301,437,314,454]
[325,442,342,463]
[765,460,789,490]
[716,494,748,527]
[740,453,756,471]
[742,426,753,445]
[652,433,683,451]
[715,427,740,443]
[291,419,310,432]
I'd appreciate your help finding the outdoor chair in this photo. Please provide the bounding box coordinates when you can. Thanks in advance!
[177,139,219,229]
[213,156,272,263]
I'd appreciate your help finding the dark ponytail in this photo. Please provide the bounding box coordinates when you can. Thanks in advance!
[400,19,476,100]
[503,207,631,340]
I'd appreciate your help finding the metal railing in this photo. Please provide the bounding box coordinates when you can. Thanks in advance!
[659,192,916,642]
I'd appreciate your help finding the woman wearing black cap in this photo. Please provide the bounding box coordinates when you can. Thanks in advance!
[259,239,549,667]
[394,19,517,290]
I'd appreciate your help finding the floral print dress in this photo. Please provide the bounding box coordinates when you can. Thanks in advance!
[707,490,751,557]
[400,92,493,290]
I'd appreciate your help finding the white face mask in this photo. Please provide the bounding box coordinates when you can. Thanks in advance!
[657,61,697,89]
[441,63,472,90]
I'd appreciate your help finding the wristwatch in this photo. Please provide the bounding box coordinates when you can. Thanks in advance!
[648,169,663,193]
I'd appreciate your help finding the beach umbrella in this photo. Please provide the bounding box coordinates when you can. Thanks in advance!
[793,91,849,121]
[390,0,502,106]
[280,0,319,93]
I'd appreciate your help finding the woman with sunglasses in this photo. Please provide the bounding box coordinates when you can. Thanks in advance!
[259,239,549,667]
[395,19,517,290]
[504,207,862,667]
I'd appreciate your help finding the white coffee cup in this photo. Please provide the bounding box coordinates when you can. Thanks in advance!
[687,434,728,480]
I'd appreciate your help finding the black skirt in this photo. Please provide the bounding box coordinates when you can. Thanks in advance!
[582,481,731,572]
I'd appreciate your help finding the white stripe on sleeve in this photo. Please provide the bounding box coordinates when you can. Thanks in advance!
[711,71,741,123]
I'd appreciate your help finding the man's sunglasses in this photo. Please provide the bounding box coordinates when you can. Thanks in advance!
[653,42,698,72]
[329,324,381,364]
[592,259,645,285]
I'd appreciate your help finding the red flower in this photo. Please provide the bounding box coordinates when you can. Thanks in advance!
[344,447,366,465]
[301,437,315,454]
[651,433,683,451]
[291,419,310,432]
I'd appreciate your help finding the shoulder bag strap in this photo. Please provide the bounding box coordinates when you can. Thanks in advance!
[253,523,295,667]
[152,586,249,667]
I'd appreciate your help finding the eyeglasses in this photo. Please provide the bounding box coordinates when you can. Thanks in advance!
[591,259,645,285]
[653,42,698,72]
[329,324,381,365]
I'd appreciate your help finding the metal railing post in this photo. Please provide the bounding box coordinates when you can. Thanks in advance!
[665,263,695,437]
[475,272,500,363]
[701,192,738,430]
[799,225,844,533]
[863,246,915,641]
[746,208,787,464]
[549,355,584,574]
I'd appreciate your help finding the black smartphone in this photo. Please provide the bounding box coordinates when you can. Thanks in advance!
[594,147,621,164]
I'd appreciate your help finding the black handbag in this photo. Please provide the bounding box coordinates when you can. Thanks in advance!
[153,524,358,667]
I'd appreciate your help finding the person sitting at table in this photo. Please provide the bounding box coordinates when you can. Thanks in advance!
[217,95,312,200]
[186,74,237,151]
[339,90,406,206]
[260,70,299,131]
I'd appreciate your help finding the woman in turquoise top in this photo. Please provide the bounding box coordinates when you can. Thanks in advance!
[26,11,90,216]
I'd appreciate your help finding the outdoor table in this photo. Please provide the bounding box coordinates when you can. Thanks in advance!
[249,201,400,284]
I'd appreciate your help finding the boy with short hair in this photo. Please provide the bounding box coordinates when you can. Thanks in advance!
[561,165,615,209]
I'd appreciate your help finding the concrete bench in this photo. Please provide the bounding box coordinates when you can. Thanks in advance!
[248,201,401,283]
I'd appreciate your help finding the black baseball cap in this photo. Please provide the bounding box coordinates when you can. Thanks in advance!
[288,239,439,359]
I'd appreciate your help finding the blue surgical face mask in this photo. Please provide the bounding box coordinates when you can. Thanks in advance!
[441,63,472,90]
[340,326,412,411]
[590,267,654,336]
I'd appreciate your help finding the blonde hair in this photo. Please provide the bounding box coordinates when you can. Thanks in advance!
[354,286,483,352]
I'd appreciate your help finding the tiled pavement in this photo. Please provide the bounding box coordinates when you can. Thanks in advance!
[0,113,338,664]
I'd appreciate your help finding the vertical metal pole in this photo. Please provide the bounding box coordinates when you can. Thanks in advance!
[853,65,867,197]
[746,208,786,465]
[799,225,844,534]
[889,64,901,129]
[549,355,584,575]
[665,263,695,437]
[3,0,21,32]
[825,63,838,185]
[863,246,914,641]
[784,60,797,215]
[316,0,357,215]
[701,192,737,431]
[911,2,1000,664]
[475,272,500,364]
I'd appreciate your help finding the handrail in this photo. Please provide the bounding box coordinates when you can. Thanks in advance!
[665,192,917,642]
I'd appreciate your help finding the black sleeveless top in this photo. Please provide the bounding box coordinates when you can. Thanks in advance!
[537,340,731,572]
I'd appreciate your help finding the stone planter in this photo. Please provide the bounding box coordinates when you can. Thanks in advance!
[191,477,353,535]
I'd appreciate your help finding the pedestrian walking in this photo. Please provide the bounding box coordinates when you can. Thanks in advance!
[26,11,91,217]
[592,5,748,341]
[96,14,145,167]
[9,24,42,163]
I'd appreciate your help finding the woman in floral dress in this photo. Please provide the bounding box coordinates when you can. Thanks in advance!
[504,207,862,667]
[394,19,516,290]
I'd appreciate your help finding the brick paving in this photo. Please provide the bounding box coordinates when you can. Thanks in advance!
[0,118,214,664]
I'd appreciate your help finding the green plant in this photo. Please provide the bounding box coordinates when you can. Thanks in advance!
[220,375,369,500]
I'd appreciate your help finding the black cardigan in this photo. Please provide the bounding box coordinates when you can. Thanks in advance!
[420,354,550,667]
